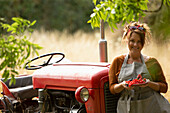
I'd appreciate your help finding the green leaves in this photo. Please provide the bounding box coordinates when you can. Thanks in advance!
[0,17,42,83]
[89,0,149,32]
[1,17,36,35]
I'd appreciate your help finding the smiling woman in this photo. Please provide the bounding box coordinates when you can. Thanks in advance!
[109,22,170,113]
[124,23,149,64]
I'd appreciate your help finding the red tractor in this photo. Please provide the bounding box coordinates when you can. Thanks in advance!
[0,52,120,113]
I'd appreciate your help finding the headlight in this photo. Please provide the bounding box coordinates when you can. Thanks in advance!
[75,86,89,103]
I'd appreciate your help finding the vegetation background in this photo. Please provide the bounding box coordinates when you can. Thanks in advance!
[0,0,170,101]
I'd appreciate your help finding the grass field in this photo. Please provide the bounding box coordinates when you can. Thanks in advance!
[1,28,170,101]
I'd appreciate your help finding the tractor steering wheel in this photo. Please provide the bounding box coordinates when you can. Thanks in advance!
[25,53,65,70]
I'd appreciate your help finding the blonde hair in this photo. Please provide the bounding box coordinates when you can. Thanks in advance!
[122,22,152,46]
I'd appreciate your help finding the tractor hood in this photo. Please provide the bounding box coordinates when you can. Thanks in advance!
[32,63,110,91]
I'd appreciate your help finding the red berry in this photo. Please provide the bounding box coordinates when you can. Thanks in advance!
[137,74,142,79]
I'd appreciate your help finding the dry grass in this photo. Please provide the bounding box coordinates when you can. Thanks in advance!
[1,28,170,101]
[30,28,170,101]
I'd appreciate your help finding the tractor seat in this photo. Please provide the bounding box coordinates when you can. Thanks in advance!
[1,75,38,100]
[9,85,38,100]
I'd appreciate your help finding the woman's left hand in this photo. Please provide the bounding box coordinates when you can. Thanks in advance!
[140,79,160,92]
[139,79,150,87]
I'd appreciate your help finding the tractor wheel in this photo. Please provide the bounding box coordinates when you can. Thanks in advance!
[3,95,14,113]
[0,97,7,112]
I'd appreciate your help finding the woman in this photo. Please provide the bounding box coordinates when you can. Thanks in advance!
[109,22,170,113]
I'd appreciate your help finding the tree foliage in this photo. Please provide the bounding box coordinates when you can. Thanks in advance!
[0,0,94,33]
[0,17,42,85]
[88,0,170,32]
[147,5,170,42]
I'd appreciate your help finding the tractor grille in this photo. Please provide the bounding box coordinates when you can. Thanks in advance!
[104,82,120,113]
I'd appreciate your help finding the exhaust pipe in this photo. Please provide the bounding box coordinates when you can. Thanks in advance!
[99,20,108,62]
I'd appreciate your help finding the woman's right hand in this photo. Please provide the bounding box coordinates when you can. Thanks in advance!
[120,81,134,90]
[113,81,134,93]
